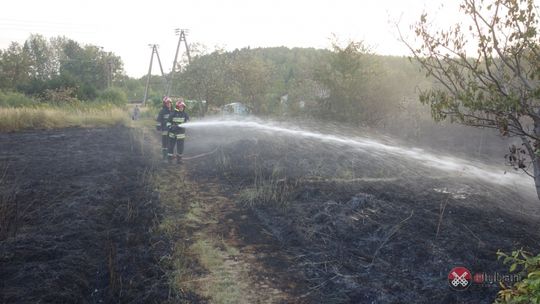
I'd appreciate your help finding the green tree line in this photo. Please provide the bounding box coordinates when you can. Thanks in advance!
[0,34,125,104]
[169,42,431,126]
[1,34,433,130]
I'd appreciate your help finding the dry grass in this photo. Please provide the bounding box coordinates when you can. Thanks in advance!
[0,106,129,132]
[238,164,296,208]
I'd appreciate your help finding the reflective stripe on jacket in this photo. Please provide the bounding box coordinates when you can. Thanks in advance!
[167,110,190,134]
[168,133,186,139]
[157,107,172,130]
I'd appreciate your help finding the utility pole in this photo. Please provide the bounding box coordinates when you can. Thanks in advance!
[179,29,191,64]
[166,29,191,96]
[143,44,156,106]
[107,60,113,88]
[154,47,169,90]
[143,44,170,106]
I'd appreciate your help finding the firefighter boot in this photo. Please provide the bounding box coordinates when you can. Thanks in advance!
[168,154,174,163]
[176,155,183,164]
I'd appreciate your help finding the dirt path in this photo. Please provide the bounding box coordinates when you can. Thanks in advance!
[151,139,311,303]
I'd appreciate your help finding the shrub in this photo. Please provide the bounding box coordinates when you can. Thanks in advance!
[0,91,36,107]
[149,93,164,109]
[495,249,540,304]
[40,88,79,105]
[77,84,98,101]
[97,87,127,106]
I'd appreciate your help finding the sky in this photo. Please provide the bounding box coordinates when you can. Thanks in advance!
[2,0,464,77]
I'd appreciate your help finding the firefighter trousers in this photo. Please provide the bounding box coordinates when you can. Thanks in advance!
[168,132,185,158]
[161,131,169,158]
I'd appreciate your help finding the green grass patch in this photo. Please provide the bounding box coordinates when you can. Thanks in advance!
[0,91,35,107]
[190,238,245,304]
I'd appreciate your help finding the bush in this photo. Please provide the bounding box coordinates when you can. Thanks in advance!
[40,88,79,105]
[97,87,127,106]
[77,84,98,101]
[0,91,36,107]
[148,93,164,109]
[496,249,540,304]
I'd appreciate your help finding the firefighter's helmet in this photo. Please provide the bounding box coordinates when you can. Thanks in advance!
[163,96,172,107]
[175,100,186,111]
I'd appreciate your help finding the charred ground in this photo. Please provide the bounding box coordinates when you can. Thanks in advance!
[1,122,539,304]
[183,125,540,304]
[0,127,173,303]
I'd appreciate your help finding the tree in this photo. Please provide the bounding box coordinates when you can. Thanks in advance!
[174,50,239,107]
[0,35,124,101]
[0,42,31,90]
[315,39,384,125]
[230,50,273,114]
[58,40,123,99]
[23,34,55,81]
[401,0,540,199]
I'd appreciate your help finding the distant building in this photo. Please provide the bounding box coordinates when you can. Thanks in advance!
[221,102,250,116]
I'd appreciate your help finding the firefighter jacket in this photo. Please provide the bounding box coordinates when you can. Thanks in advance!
[167,110,190,138]
[156,107,172,134]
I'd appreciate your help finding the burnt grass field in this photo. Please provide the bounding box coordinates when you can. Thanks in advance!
[0,127,174,303]
[184,123,540,304]
[1,122,540,303]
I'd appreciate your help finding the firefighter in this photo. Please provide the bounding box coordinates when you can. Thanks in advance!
[167,98,190,164]
[156,96,172,159]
